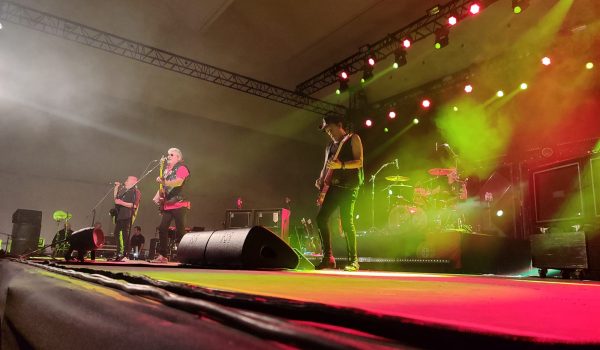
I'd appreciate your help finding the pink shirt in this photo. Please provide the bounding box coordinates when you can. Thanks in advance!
[164,165,191,210]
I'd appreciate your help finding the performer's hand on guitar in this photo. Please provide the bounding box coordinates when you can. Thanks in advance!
[153,195,160,206]
[315,178,324,190]
[156,176,165,184]
[326,159,342,169]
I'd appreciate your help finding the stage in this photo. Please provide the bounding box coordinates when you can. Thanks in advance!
[1,258,599,349]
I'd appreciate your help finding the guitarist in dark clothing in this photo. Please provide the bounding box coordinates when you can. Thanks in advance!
[315,115,364,271]
[112,176,140,261]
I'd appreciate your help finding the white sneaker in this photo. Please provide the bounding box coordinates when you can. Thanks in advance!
[150,254,168,263]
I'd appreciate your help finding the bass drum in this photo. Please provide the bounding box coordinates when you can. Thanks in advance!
[388,205,428,232]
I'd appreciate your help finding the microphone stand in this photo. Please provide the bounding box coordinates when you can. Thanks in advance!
[368,161,395,232]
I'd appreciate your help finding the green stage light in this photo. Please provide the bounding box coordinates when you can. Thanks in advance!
[335,89,341,95]
[413,118,419,124]
[496,90,504,97]
[586,62,594,70]
[453,106,459,112]
[393,62,399,69]
[520,83,528,90]
[435,42,441,49]
[384,127,389,133]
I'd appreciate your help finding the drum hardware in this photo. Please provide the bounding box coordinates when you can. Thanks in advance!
[385,175,410,182]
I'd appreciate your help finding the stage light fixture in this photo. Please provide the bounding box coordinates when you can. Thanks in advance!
[496,90,504,97]
[413,118,420,125]
[362,56,374,82]
[586,62,594,70]
[448,15,458,26]
[541,56,551,66]
[388,111,396,119]
[421,99,431,109]
[393,48,407,69]
[469,4,481,15]
[453,106,459,111]
[384,127,389,133]
[336,69,349,94]
[434,27,449,49]
[464,84,473,93]
[520,82,528,90]
[365,119,373,127]
[496,210,504,217]
[512,0,529,14]
[402,38,411,49]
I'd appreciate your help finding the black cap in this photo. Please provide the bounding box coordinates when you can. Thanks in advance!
[319,114,344,130]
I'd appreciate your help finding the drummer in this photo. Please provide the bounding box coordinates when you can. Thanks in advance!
[51,222,73,259]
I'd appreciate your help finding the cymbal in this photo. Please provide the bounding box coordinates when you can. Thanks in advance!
[385,175,410,182]
[428,168,455,176]
[52,210,72,222]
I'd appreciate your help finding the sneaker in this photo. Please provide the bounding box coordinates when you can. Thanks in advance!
[150,254,168,263]
[315,256,336,270]
[343,260,360,272]
[120,257,129,262]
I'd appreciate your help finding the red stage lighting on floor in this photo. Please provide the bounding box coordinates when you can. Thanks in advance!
[448,15,457,26]
[388,111,396,119]
[421,99,431,109]
[402,38,411,48]
[464,84,473,93]
[541,56,551,66]
[365,119,373,127]
[469,4,481,15]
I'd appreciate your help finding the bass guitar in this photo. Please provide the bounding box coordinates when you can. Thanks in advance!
[316,133,353,206]
[157,156,166,212]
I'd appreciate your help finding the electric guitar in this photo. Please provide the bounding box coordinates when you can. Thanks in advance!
[316,133,353,206]
[157,156,166,212]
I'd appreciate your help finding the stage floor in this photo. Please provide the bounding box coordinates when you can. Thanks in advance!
[75,261,600,344]
[2,259,599,348]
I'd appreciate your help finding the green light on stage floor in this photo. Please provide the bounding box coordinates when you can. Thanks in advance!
[453,106,458,112]
[435,42,441,49]
[393,62,399,69]
[514,6,522,14]
[335,89,341,95]
[384,127,389,133]
[520,83,528,90]
[413,118,419,124]
[496,90,504,97]
[586,62,594,70]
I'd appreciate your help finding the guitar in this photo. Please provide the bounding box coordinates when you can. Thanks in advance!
[316,133,353,206]
[157,156,166,212]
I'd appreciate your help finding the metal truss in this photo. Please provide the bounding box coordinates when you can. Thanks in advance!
[0,1,346,117]
[296,0,499,95]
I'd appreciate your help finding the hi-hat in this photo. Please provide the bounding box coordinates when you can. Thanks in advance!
[428,168,455,176]
[385,175,410,182]
[52,210,72,222]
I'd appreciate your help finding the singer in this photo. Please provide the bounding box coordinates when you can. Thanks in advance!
[112,176,141,261]
[152,147,191,263]
[315,115,364,272]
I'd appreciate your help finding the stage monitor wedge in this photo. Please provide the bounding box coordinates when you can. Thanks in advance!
[178,226,299,269]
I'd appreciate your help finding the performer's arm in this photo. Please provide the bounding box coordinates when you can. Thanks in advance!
[315,147,329,189]
[327,134,364,169]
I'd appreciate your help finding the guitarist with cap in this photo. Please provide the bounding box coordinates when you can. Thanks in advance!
[315,115,364,271]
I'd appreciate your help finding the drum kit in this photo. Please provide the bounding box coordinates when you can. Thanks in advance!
[379,168,470,233]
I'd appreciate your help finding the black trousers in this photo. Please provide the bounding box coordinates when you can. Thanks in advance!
[114,218,132,256]
[158,207,187,257]
[316,186,359,261]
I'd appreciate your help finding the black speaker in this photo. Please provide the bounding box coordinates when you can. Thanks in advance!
[177,226,298,269]
[12,209,42,225]
[148,238,160,259]
[10,223,41,256]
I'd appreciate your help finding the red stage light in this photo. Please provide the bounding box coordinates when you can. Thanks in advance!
[365,119,373,127]
[448,16,457,26]
[541,56,551,66]
[469,4,481,14]
[340,71,349,80]
[388,111,396,119]
[421,99,431,108]
[368,57,376,66]
[464,84,473,93]
[402,39,411,48]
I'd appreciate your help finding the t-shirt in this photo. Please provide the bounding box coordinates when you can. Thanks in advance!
[164,165,191,210]
[116,187,140,220]
[130,234,145,248]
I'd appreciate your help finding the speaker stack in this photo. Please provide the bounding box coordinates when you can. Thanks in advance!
[10,209,42,256]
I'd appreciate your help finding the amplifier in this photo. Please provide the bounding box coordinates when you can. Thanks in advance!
[225,208,291,241]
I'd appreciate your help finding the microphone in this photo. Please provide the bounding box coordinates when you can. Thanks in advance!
[108,182,122,186]
[394,159,399,169]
